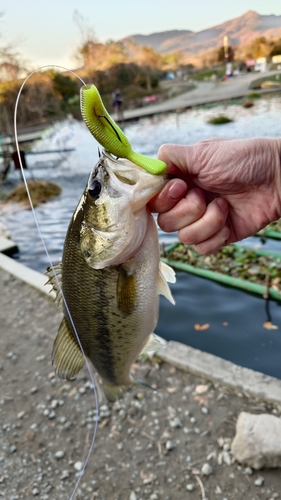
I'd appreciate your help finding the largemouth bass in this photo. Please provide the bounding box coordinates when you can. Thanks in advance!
[46,150,175,401]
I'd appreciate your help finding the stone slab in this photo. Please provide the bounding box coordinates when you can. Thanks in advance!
[0,236,18,255]
[157,341,281,405]
[0,252,55,298]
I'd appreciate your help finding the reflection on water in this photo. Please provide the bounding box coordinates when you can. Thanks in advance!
[2,94,281,378]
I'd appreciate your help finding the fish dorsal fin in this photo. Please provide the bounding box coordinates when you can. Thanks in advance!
[45,263,63,305]
[140,333,166,355]
[157,261,176,305]
[52,317,85,380]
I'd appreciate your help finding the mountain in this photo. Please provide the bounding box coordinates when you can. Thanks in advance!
[123,11,281,56]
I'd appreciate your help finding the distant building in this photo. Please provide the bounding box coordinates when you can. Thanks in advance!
[272,55,281,64]
[255,57,267,72]
[246,59,255,71]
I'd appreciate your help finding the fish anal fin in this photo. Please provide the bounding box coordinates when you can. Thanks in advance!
[157,265,175,305]
[103,383,129,402]
[140,333,166,356]
[117,265,137,316]
[52,317,85,380]
[103,377,157,402]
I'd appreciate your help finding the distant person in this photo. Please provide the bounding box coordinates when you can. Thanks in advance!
[148,138,281,255]
[112,88,123,120]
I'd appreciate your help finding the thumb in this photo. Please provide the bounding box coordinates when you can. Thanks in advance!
[158,143,197,176]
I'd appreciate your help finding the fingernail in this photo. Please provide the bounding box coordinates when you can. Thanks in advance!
[168,181,187,200]
[216,197,228,212]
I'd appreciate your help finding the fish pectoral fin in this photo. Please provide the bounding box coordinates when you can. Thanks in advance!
[52,317,85,380]
[160,261,176,283]
[45,263,63,305]
[117,265,136,316]
[157,264,175,305]
[103,383,129,402]
[140,333,166,355]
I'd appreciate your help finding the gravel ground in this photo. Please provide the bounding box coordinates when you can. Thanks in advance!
[1,267,281,500]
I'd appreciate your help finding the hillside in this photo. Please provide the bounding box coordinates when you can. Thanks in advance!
[123,11,281,55]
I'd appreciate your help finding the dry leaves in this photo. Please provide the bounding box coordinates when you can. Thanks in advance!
[195,384,209,395]
[194,323,210,331]
[263,321,278,330]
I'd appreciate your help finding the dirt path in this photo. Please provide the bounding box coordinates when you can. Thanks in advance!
[1,267,281,500]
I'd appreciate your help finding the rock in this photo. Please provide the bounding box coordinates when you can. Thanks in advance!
[169,417,182,428]
[254,476,264,486]
[231,412,281,469]
[74,461,83,472]
[201,463,213,476]
[60,470,70,480]
[186,484,194,491]
[54,450,65,459]
[244,467,253,475]
[166,440,176,451]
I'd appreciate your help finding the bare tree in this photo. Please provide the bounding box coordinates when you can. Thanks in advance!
[0,11,27,81]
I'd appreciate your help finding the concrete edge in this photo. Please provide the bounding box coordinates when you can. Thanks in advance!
[0,236,18,254]
[0,252,55,299]
[157,341,281,406]
[1,248,281,406]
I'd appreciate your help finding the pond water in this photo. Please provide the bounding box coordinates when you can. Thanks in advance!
[2,94,281,378]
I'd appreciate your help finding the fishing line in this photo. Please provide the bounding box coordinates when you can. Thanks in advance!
[14,65,99,500]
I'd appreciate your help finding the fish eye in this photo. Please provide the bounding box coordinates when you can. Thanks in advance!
[88,180,102,198]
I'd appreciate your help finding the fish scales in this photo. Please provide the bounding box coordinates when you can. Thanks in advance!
[47,150,176,401]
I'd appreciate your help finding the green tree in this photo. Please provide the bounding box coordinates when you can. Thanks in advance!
[52,73,78,101]
[269,39,281,57]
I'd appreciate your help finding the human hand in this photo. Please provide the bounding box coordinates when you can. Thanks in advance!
[149,138,281,254]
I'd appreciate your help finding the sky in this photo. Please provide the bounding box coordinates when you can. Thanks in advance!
[2,0,281,70]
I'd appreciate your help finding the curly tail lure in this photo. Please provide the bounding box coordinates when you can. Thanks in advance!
[80,84,167,175]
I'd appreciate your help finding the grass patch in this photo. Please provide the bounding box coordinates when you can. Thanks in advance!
[192,67,225,81]
[208,115,233,125]
[4,180,61,207]
[247,92,261,99]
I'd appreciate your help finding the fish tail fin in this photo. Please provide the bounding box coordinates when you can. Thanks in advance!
[102,383,129,402]
[52,317,85,380]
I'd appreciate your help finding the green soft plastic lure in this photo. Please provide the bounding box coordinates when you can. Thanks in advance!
[80,84,167,175]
